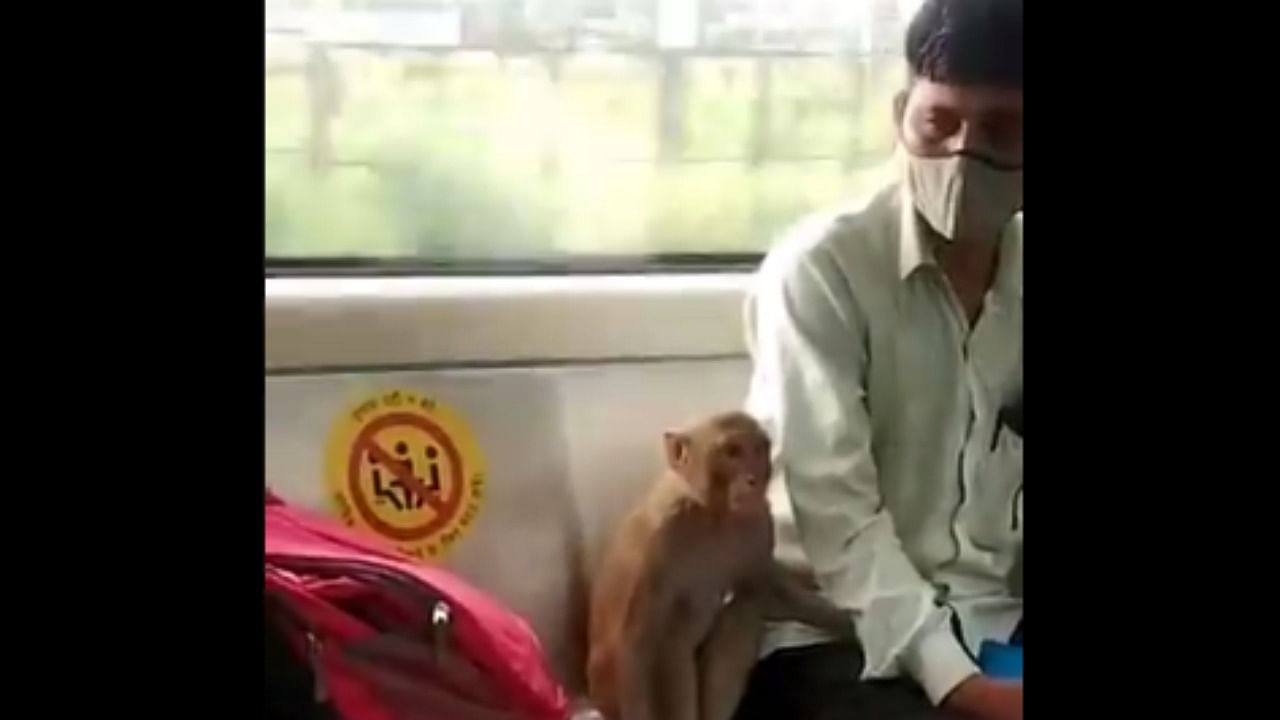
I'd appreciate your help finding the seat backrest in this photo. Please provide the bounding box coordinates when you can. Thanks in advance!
[265,359,752,694]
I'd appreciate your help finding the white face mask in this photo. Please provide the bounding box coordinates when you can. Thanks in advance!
[906,153,1023,243]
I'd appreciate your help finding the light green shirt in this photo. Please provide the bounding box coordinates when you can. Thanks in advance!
[745,181,1023,704]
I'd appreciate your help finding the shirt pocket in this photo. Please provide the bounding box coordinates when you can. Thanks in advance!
[968,425,1023,553]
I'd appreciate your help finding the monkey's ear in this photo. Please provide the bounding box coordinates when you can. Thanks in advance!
[663,431,690,471]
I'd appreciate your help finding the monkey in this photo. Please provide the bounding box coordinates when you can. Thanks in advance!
[585,411,856,720]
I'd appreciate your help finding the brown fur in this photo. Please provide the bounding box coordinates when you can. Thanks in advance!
[586,412,855,720]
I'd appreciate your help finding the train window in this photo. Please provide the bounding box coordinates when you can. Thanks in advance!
[265,0,923,274]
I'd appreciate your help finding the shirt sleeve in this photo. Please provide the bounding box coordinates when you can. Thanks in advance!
[744,241,979,706]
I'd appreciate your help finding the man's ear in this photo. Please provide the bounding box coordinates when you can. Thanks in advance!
[663,431,690,472]
[892,88,908,131]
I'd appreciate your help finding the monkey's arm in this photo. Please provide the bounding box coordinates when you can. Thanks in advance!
[699,596,766,720]
[654,627,699,720]
[614,573,658,720]
[756,562,856,637]
[615,531,687,720]
[739,515,855,637]
[615,625,655,720]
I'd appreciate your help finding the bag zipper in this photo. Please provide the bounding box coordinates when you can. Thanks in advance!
[266,590,332,707]
[269,555,524,711]
[431,599,452,666]
[307,631,329,703]
[268,556,551,720]
[269,555,456,654]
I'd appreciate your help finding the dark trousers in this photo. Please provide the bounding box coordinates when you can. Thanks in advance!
[731,641,950,720]
[733,620,1022,720]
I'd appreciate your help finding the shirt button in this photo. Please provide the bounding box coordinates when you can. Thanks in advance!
[933,582,951,606]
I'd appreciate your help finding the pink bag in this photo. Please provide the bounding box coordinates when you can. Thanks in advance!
[265,491,570,720]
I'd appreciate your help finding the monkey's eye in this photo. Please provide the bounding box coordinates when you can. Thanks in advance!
[724,442,742,460]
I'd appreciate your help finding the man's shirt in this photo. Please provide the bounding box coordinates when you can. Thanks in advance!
[744,181,1023,704]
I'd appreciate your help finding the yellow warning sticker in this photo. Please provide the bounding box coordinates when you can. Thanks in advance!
[326,389,486,561]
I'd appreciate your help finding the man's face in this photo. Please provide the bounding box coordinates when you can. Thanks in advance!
[896,78,1024,170]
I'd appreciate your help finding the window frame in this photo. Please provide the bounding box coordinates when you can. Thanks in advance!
[264,253,763,278]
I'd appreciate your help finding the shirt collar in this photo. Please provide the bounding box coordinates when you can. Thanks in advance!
[897,184,1023,302]
[898,183,934,281]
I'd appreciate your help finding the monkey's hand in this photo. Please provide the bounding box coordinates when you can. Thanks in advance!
[826,607,860,639]
[757,563,859,638]
[791,596,858,639]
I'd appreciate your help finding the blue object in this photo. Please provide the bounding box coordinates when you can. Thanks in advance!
[978,640,1023,680]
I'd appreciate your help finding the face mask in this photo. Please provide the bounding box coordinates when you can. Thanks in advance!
[906,152,1023,243]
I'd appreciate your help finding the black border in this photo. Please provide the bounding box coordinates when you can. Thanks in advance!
[25,2,268,712]
[24,1,1262,715]
[1033,1,1262,716]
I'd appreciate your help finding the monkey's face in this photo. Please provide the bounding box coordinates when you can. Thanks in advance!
[665,413,773,517]
[707,426,772,517]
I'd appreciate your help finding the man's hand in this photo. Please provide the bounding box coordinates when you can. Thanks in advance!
[942,675,1022,720]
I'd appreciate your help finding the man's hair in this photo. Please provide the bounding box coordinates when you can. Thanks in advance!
[905,0,1023,90]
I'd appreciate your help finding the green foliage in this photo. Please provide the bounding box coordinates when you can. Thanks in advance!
[264,42,903,260]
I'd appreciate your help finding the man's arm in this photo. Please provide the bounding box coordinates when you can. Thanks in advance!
[744,241,978,706]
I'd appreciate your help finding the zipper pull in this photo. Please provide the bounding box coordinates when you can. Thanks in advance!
[431,601,452,666]
[306,632,328,703]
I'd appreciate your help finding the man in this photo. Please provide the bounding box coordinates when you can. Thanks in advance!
[739,1,1023,718]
